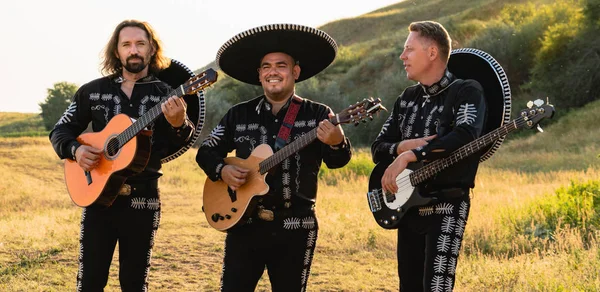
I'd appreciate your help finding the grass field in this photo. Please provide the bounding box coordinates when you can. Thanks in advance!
[0,129,599,291]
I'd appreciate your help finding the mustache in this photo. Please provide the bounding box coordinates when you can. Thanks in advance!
[126,55,144,62]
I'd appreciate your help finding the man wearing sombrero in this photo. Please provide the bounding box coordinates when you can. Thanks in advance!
[50,19,203,290]
[371,21,510,291]
[197,24,352,291]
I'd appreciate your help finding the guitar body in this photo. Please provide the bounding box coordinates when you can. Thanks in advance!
[203,144,273,231]
[64,114,151,207]
[367,161,434,229]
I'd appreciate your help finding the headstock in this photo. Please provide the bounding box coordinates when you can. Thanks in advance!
[183,68,218,95]
[519,99,555,132]
[333,97,388,126]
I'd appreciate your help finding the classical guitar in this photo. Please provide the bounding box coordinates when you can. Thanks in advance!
[367,100,555,229]
[64,68,218,207]
[203,98,387,231]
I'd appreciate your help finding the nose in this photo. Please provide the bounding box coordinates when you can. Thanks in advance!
[399,51,407,61]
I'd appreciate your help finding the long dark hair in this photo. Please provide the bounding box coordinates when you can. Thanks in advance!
[100,19,171,76]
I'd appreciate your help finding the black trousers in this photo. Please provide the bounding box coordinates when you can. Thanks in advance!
[397,194,470,292]
[220,211,318,292]
[76,186,161,292]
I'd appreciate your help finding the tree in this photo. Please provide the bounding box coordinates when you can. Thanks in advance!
[39,82,79,130]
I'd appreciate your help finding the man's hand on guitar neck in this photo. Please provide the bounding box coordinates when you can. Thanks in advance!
[221,165,249,191]
[75,145,103,172]
[162,96,188,128]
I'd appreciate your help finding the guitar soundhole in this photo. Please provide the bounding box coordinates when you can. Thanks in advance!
[106,137,121,157]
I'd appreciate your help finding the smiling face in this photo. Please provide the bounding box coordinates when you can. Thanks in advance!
[258,52,300,102]
[399,31,435,83]
[116,26,155,75]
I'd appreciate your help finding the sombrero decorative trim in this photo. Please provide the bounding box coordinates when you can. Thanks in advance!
[448,48,512,162]
[216,23,338,85]
[157,59,207,163]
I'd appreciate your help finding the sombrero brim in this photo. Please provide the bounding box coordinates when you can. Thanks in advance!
[448,48,512,162]
[216,24,337,85]
[157,59,207,163]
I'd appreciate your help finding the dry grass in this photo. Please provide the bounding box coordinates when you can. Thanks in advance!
[1,137,599,291]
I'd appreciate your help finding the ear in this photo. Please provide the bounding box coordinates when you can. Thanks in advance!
[428,46,438,61]
[293,64,301,80]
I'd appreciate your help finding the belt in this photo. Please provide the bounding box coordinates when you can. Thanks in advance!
[256,205,315,222]
[427,188,469,199]
[118,180,158,196]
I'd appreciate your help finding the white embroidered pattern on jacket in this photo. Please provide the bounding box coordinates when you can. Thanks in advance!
[112,95,122,116]
[234,136,257,152]
[101,93,113,101]
[456,103,477,125]
[294,120,307,128]
[139,96,150,116]
[282,158,290,170]
[56,102,77,126]
[236,124,247,132]
[377,115,392,139]
[307,119,317,127]
[89,93,100,101]
[202,125,225,147]
[248,123,259,130]
[131,197,147,209]
[400,100,407,108]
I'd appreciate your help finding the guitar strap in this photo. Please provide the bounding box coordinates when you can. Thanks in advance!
[274,95,303,151]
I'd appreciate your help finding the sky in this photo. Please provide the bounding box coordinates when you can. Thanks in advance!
[0,0,402,113]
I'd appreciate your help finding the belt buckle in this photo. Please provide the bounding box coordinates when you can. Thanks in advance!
[257,206,274,221]
[118,184,131,196]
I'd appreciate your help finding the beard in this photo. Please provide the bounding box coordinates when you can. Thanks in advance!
[123,55,149,74]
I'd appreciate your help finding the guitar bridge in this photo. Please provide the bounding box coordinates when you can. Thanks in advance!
[367,189,382,212]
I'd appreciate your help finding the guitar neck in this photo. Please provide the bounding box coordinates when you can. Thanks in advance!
[115,86,185,146]
[258,127,319,175]
[410,116,525,186]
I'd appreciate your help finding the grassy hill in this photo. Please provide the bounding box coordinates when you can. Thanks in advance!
[0,112,47,138]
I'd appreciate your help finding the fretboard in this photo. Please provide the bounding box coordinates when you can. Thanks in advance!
[410,116,526,186]
[258,127,319,175]
[114,85,185,149]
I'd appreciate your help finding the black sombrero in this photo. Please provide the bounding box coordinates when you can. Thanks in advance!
[448,48,512,162]
[156,59,206,163]
[216,23,338,85]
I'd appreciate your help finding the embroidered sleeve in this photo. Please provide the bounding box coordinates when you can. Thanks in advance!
[320,106,352,169]
[412,80,486,162]
[371,92,406,163]
[49,84,92,160]
[196,108,236,181]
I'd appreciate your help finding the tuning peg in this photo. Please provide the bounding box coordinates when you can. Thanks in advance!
[534,99,544,107]
[536,124,544,133]
[527,101,534,109]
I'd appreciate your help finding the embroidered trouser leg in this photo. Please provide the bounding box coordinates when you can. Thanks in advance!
[397,195,470,292]
[220,216,318,292]
[77,190,161,292]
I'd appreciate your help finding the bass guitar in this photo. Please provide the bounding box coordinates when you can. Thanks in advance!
[64,68,218,207]
[367,100,555,229]
[203,98,386,231]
